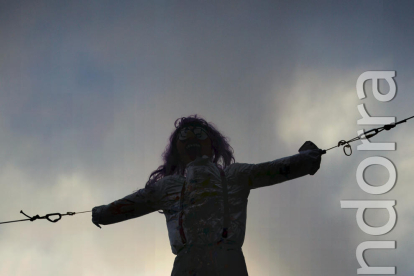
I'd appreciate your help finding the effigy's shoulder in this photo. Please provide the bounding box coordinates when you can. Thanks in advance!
[159,175,186,194]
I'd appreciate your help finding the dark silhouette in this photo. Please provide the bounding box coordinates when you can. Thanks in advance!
[92,114,322,275]
[143,115,235,189]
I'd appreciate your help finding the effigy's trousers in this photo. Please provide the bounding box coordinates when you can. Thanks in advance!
[171,244,249,276]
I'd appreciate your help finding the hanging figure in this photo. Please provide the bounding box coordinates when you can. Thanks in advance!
[92,114,323,276]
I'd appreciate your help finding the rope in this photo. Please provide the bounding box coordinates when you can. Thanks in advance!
[323,115,414,156]
[0,210,92,225]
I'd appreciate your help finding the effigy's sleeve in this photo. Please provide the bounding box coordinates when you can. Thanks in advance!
[233,149,321,190]
[92,176,172,225]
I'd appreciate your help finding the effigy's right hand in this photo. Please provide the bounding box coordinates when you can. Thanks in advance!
[92,206,103,229]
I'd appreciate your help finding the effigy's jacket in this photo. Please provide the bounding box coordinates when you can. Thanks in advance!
[92,150,320,255]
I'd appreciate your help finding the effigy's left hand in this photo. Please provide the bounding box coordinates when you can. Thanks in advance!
[298,141,323,175]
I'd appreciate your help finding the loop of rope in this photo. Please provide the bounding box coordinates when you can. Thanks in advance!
[337,140,352,156]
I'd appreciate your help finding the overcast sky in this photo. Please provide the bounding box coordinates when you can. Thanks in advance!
[1,1,413,275]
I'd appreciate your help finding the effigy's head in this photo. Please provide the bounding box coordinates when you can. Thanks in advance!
[163,114,235,173]
[175,123,212,165]
[143,115,235,187]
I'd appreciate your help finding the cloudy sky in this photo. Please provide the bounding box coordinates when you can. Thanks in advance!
[1,1,413,275]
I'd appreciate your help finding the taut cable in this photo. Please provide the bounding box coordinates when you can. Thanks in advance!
[322,115,414,156]
[0,210,92,225]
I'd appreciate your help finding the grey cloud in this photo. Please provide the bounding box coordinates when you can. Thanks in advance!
[1,1,414,275]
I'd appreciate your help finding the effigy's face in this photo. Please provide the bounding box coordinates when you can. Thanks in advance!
[176,125,213,166]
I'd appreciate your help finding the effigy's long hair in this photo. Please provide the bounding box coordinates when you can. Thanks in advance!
[145,114,235,189]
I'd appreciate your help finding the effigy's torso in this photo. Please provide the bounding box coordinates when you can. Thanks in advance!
[163,157,250,255]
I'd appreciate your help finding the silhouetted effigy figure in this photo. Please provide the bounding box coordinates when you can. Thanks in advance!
[92,115,323,276]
